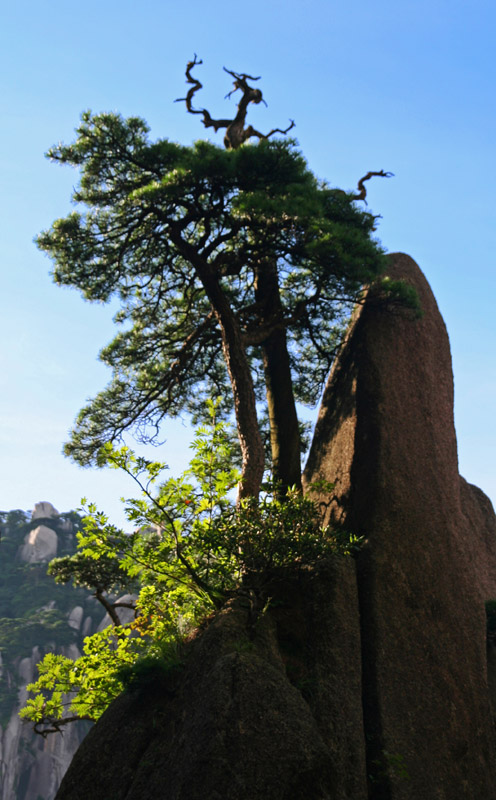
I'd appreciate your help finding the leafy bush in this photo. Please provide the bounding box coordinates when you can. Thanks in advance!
[21,400,361,733]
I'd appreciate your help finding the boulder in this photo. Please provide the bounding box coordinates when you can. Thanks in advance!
[304,252,496,798]
[68,606,84,631]
[31,501,59,519]
[20,524,58,563]
[56,558,366,800]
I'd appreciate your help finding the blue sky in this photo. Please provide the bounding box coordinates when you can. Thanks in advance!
[0,0,494,526]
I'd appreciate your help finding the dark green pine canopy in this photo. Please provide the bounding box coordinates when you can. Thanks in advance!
[37,108,394,496]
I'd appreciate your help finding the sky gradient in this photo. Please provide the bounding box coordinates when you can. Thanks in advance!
[1,0,494,526]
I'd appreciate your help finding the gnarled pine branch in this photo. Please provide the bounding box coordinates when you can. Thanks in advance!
[176,55,295,149]
[350,170,394,204]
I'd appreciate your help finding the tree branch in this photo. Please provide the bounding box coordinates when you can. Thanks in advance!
[34,714,93,738]
[177,56,295,150]
[94,588,123,626]
[350,170,394,204]
[175,55,231,133]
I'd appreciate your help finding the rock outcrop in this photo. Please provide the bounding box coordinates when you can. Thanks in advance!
[304,252,496,798]
[31,502,59,520]
[20,524,59,563]
[19,503,61,563]
[56,558,367,800]
[0,504,101,800]
[1,646,89,800]
[55,253,496,799]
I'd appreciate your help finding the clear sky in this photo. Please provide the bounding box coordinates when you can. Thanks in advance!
[1,0,494,527]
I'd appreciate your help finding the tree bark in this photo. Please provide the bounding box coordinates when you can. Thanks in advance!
[168,228,265,499]
[94,589,123,627]
[255,262,302,495]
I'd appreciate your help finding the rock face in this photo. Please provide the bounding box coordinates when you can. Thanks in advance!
[304,252,496,798]
[55,253,496,799]
[31,502,59,520]
[56,559,367,800]
[459,477,496,602]
[1,647,89,800]
[0,504,101,800]
[19,502,61,563]
[20,524,59,563]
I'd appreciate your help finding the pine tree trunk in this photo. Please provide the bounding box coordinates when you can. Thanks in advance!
[169,230,265,499]
[255,262,302,495]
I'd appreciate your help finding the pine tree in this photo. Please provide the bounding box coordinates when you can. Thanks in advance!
[37,59,392,498]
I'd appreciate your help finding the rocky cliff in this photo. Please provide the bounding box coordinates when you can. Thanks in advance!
[0,502,100,800]
[304,253,496,798]
[55,254,496,799]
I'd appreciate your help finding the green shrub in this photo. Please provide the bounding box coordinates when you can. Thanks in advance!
[21,400,361,734]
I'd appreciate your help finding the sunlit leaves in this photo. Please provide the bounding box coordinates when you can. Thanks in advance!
[21,401,361,734]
